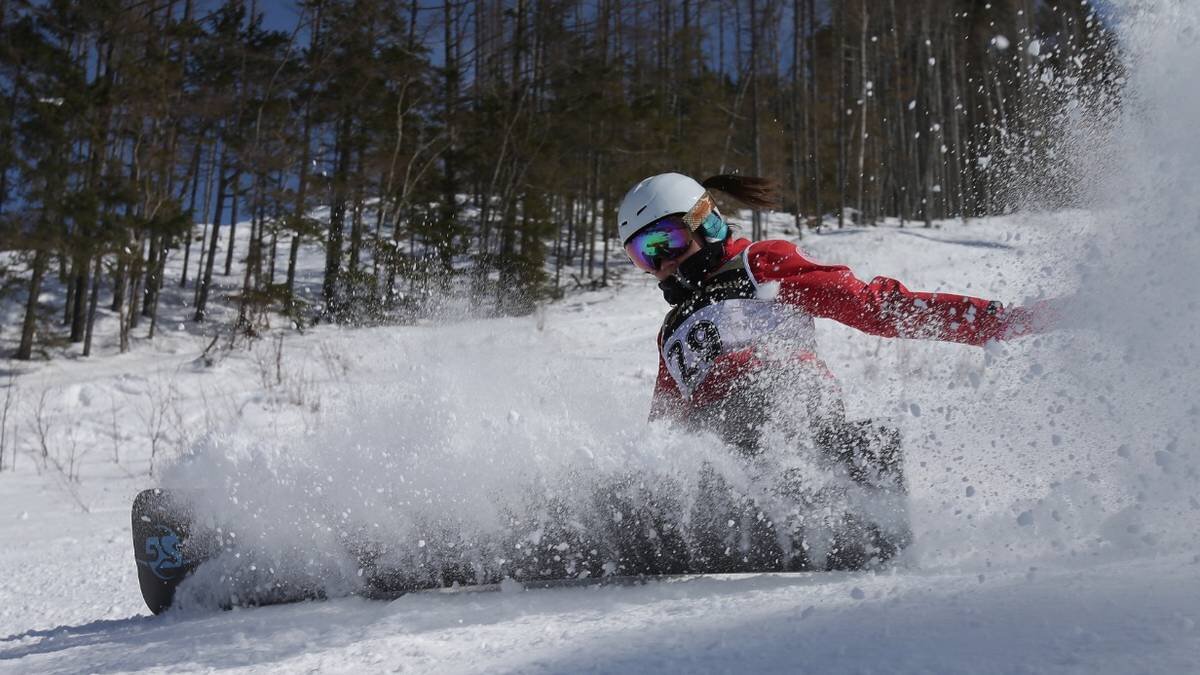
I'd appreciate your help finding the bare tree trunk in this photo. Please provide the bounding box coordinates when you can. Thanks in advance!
[111,258,126,311]
[286,112,311,303]
[949,19,970,221]
[808,0,821,225]
[439,0,460,272]
[921,6,935,228]
[587,153,598,280]
[127,234,145,332]
[195,153,227,322]
[15,249,48,360]
[856,0,869,224]
[223,170,240,276]
[837,1,848,228]
[889,0,908,225]
[180,136,208,287]
[348,151,365,276]
[269,173,282,285]
[69,257,88,342]
[83,254,103,356]
[749,0,763,240]
[191,140,220,296]
[63,259,76,327]
[141,235,160,318]
[791,0,804,235]
[147,239,168,340]
[600,187,611,285]
[322,114,353,319]
[234,175,265,336]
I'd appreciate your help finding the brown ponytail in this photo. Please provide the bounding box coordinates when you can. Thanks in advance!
[701,174,780,211]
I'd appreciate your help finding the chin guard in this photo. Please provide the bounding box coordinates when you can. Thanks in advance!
[658,277,693,305]
[659,240,728,305]
[677,240,727,285]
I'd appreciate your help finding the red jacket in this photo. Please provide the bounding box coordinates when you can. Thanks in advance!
[650,237,1043,419]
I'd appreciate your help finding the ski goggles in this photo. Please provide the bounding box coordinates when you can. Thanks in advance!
[623,215,695,272]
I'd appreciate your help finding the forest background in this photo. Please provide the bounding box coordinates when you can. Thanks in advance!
[0,0,1117,360]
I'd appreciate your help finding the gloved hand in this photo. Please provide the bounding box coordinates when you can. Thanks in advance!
[1001,294,1076,338]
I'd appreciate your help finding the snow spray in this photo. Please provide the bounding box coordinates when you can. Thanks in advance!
[159,2,1200,607]
[1063,0,1200,551]
[909,0,1200,569]
[162,319,869,606]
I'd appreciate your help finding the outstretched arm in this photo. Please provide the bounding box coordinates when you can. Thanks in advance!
[749,241,1045,346]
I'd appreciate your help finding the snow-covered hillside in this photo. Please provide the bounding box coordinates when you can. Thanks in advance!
[2,208,1198,673]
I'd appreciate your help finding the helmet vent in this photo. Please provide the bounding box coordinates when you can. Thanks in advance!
[636,204,648,216]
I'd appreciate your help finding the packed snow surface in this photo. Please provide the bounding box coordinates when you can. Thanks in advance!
[4,1,1200,672]
[3,206,1198,673]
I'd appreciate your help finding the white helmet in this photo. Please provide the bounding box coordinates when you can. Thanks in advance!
[618,173,707,244]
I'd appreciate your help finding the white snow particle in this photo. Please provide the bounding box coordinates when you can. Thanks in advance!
[756,281,781,301]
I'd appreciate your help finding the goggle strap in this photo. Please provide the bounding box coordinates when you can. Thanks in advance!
[699,212,728,241]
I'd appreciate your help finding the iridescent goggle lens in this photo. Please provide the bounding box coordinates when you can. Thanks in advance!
[623,215,694,272]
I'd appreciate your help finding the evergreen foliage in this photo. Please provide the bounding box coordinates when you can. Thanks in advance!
[0,0,1120,359]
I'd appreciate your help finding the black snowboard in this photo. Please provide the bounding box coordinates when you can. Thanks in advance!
[128,488,759,613]
[130,488,821,612]
[131,489,211,614]
[132,445,910,614]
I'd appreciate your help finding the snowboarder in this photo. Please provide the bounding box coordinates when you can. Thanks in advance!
[618,172,1049,569]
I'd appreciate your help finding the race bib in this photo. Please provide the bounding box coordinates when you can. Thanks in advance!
[661,299,815,398]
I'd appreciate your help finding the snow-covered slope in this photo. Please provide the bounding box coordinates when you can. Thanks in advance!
[2,210,1198,674]
[6,0,1200,670]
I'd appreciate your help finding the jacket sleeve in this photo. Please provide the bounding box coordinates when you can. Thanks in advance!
[748,240,1044,346]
